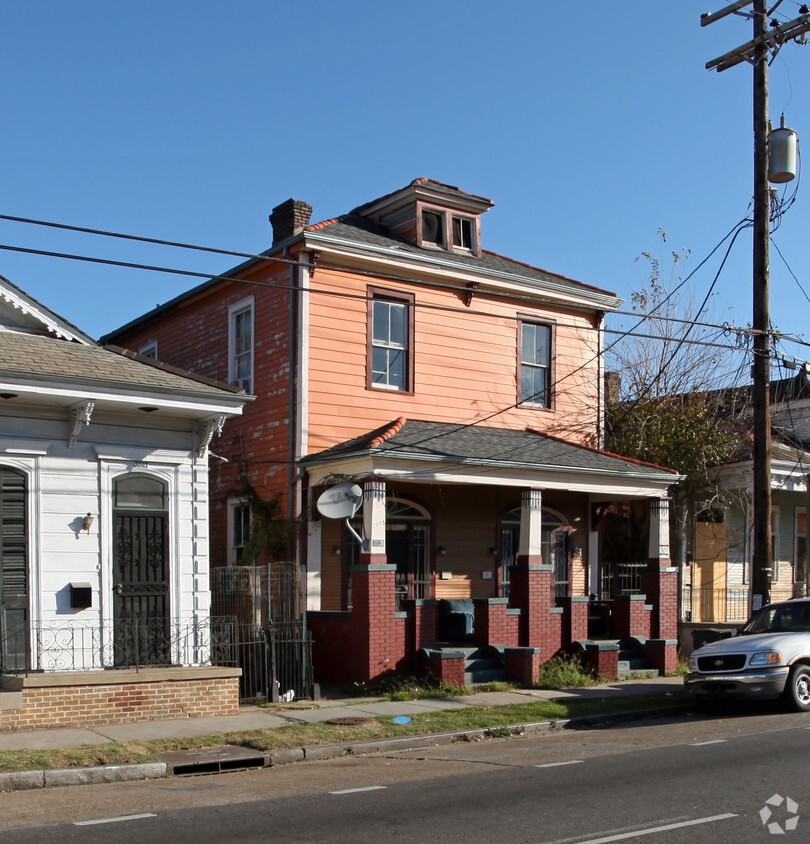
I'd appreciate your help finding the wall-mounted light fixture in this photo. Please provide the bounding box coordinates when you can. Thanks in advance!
[438,546,447,556]
[82,513,94,533]
[332,545,342,556]
[489,546,498,556]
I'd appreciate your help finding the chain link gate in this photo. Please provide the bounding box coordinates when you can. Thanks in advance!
[210,562,313,702]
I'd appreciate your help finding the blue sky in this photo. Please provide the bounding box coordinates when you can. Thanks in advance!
[2,1,809,370]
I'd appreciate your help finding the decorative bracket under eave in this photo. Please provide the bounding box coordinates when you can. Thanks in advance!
[68,401,95,449]
[464,282,479,307]
[197,415,226,459]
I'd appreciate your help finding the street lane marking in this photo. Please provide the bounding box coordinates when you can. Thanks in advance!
[574,813,738,843]
[535,760,584,768]
[690,739,727,746]
[329,785,387,795]
[74,813,157,826]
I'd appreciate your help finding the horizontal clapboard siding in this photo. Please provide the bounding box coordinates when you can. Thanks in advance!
[307,269,600,452]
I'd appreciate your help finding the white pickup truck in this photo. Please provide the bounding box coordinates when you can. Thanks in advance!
[684,597,810,711]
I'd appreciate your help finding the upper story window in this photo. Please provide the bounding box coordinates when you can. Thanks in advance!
[421,210,445,247]
[419,206,479,255]
[368,287,414,392]
[139,341,158,359]
[228,298,254,393]
[228,499,252,565]
[519,319,553,408]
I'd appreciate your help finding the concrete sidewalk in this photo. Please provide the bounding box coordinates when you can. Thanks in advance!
[0,676,684,753]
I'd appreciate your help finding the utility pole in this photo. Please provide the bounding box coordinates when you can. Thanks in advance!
[703,2,810,611]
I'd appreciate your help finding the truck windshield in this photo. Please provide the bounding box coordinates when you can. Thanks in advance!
[740,603,810,635]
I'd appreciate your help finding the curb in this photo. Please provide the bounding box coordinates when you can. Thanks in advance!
[0,704,689,793]
[0,762,167,793]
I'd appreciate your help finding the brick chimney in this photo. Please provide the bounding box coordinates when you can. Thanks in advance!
[269,199,313,244]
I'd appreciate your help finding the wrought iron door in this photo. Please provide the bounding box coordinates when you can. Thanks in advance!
[0,468,27,673]
[113,512,169,666]
[553,529,570,598]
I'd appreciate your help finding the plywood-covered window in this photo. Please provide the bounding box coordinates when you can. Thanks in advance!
[368,287,414,392]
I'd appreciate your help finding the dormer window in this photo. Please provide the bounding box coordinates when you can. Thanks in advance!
[422,210,445,247]
[419,205,479,255]
[453,217,473,250]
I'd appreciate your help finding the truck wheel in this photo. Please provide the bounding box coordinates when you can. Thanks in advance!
[786,666,810,712]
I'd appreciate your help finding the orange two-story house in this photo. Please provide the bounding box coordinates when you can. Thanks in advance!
[102,179,680,686]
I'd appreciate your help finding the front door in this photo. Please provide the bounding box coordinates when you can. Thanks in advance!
[387,522,431,610]
[0,468,27,673]
[112,475,170,666]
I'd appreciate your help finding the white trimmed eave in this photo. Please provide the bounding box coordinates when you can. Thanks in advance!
[710,455,810,493]
[303,231,622,314]
[303,452,680,499]
[0,371,251,421]
[0,292,95,343]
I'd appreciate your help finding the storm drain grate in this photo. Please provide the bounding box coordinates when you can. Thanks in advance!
[157,745,268,776]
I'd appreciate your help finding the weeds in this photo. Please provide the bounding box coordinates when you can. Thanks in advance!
[535,654,602,689]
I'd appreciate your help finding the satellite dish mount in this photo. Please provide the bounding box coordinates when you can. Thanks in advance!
[316,483,368,551]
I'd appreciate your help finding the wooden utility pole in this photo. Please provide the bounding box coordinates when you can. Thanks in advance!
[751,0,773,610]
[703,1,810,610]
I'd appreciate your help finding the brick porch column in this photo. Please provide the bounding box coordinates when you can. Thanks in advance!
[351,480,398,681]
[643,497,679,643]
[509,490,555,649]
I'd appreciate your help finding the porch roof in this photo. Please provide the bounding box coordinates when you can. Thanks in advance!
[300,418,681,497]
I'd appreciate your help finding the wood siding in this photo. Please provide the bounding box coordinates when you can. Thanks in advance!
[306,267,600,452]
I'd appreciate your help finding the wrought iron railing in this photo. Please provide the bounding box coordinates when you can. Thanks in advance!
[599,562,647,600]
[682,587,750,623]
[0,617,237,676]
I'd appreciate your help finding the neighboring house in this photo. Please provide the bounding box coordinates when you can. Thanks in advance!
[688,371,810,626]
[102,178,681,685]
[0,275,249,730]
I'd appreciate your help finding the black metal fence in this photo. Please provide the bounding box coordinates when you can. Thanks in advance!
[210,563,314,703]
[0,617,233,675]
[599,562,647,600]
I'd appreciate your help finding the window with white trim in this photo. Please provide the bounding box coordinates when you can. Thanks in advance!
[228,298,254,393]
[227,499,252,565]
[139,341,158,359]
[796,508,806,585]
[519,320,553,407]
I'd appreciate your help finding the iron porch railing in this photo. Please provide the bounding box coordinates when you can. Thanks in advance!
[599,562,647,600]
[0,617,237,676]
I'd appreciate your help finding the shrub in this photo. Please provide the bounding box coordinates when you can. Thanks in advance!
[535,654,601,688]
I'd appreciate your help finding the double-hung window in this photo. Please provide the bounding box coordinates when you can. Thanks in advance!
[519,319,553,407]
[229,298,254,393]
[228,499,252,565]
[368,288,414,392]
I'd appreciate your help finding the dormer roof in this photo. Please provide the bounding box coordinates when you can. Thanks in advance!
[353,177,494,222]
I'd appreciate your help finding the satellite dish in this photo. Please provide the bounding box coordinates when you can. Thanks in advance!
[316,483,363,520]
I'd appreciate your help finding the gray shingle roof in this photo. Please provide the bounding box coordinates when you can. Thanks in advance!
[308,216,617,303]
[0,331,243,396]
[300,419,678,479]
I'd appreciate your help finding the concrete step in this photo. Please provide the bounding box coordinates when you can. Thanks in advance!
[465,667,508,685]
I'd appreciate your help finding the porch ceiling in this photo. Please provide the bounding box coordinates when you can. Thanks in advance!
[300,419,680,498]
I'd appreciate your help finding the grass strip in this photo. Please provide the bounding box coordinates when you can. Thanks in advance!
[0,691,689,774]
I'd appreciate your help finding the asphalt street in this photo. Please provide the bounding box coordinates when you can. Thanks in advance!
[1,705,808,842]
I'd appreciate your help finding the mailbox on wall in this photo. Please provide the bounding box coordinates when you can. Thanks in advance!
[69,582,92,610]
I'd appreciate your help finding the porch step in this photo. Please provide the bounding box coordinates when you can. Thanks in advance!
[463,647,507,686]
[617,639,659,680]
[433,644,508,686]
